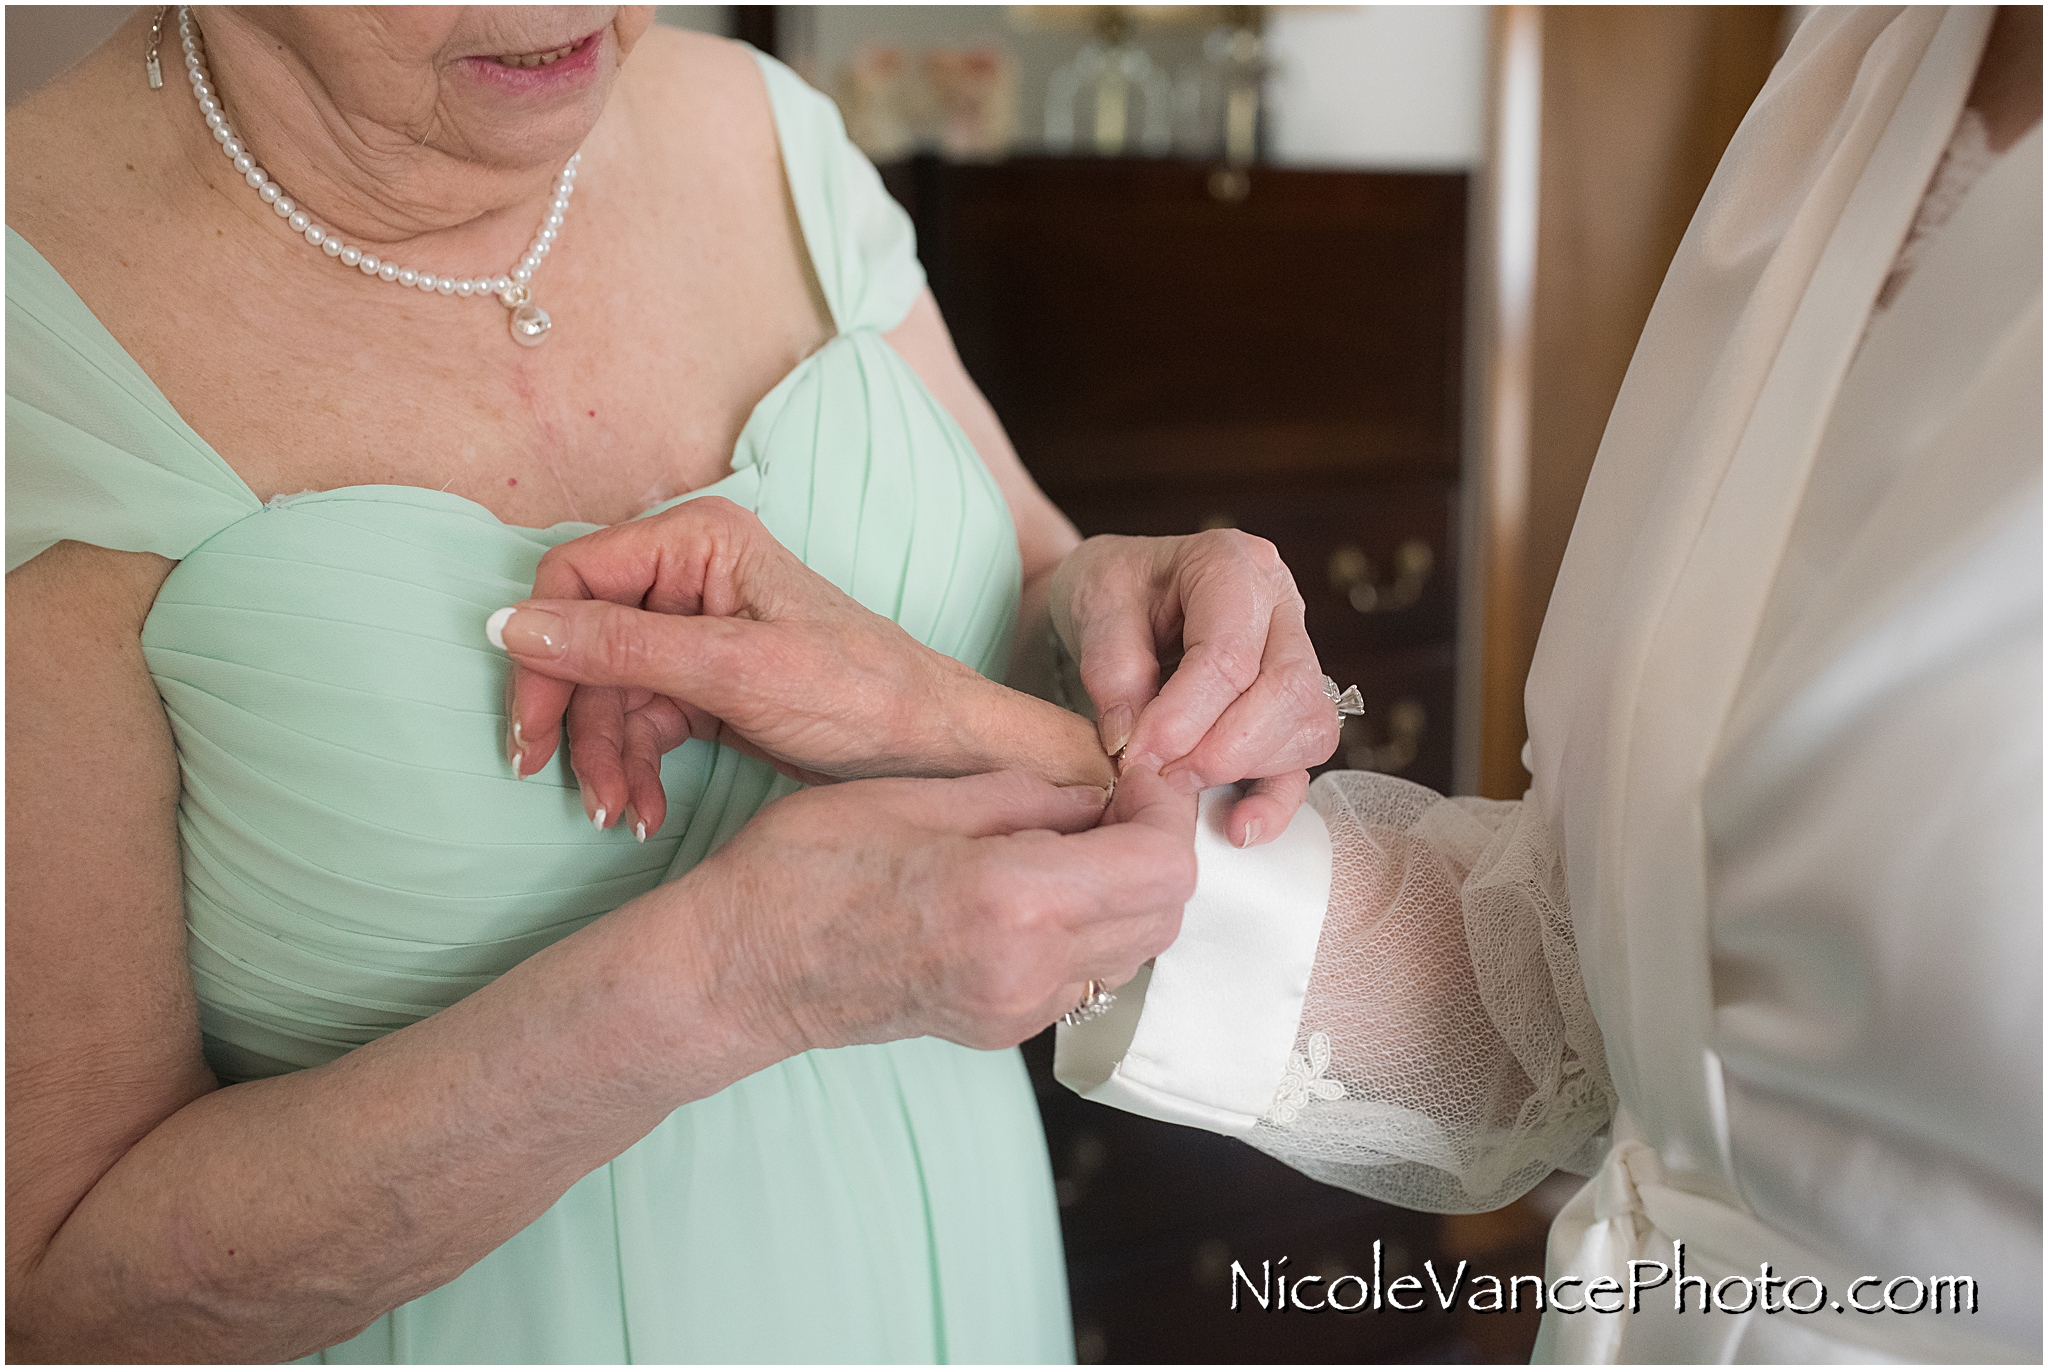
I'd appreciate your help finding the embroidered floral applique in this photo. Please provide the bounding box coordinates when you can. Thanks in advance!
[1264,1030,1347,1126]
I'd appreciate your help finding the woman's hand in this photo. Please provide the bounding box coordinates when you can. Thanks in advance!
[1047,531,1340,848]
[678,765,1198,1054]
[496,498,1112,835]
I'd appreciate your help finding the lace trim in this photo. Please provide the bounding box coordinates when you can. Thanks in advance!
[1264,1030,1347,1126]
[1876,106,1996,311]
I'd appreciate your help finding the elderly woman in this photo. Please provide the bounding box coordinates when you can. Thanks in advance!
[5,7,1334,1361]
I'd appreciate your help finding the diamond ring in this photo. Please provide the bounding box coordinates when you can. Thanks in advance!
[1061,979,1116,1027]
[1323,675,1366,719]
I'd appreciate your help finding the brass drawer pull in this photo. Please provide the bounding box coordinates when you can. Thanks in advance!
[1327,539,1433,613]
[1342,699,1426,774]
[1207,167,1250,203]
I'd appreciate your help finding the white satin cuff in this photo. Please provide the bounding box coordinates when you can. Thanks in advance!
[1054,785,1332,1136]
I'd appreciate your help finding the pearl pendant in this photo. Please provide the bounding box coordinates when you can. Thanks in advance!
[510,301,551,347]
[172,7,577,348]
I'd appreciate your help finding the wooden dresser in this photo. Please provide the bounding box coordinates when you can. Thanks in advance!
[883,156,1475,1363]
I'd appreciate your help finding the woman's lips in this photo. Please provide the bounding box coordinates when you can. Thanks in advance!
[463,31,604,90]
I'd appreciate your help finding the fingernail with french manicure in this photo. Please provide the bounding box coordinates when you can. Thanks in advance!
[485,606,568,659]
[592,807,607,831]
[1061,783,1113,808]
[1161,767,1204,795]
[1098,704,1134,757]
[1237,820,1261,849]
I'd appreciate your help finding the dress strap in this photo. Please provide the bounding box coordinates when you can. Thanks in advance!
[748,50,927,338]
[6,228,261,571]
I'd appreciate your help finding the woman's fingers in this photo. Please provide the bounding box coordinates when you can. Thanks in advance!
[1022,768,1197,988]
[620,698,690,841]
[565,686,631,827]
[935,767,1194,1030]
[501,497,804,778]
[1226,770,1312,848]
[506,667,575,778]
[1118,532,1285,779]
[1059,548,1166,757]
[1068,766,1200,910]
[1157,630,1337,797]
[1099,761,1196,836]
[882,768,1113,839]
[702,769,1199,1053]
[526,495,768,615]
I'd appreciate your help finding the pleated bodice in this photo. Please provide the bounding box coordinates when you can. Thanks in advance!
[8,50,1072,1363]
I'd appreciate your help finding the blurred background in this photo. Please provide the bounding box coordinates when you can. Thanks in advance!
[8,4,1795,1360]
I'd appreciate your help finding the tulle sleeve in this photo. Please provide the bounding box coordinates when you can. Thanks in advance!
[1057,771,1615,1215]
[1245,771,1613,1213]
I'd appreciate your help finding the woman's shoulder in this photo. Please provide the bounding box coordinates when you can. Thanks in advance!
[618,26,785,163]
[8,15,170,266]
[621,26,924,334]
[617,27,848,191]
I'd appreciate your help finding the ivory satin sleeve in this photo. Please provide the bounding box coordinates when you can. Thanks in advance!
[1057,774,1616,1214]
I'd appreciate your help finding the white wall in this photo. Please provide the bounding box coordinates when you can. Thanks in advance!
[1264,6,1488,169]
[788,4,1488,167]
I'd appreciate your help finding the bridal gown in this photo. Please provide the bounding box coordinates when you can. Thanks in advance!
[1060,8,2039,1362]
[8,53,1071,1364]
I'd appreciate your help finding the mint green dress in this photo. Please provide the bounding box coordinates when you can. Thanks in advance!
[7,53,1071,1365]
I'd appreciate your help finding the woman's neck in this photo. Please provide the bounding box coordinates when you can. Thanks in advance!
[175,9,600,274]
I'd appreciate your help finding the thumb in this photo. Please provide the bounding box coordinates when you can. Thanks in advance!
[870,769,1111,839]
[1070,612,1164,759]
[1101,763,1199,841]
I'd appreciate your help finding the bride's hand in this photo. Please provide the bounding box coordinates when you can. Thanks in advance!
[493,498,1111,835]
[1048,532,1340,848]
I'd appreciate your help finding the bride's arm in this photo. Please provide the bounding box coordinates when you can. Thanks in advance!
[1061,770,1615,1215]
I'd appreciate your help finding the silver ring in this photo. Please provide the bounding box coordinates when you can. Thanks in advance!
[1061,978,1116,1027]
[1323,674,1365,718]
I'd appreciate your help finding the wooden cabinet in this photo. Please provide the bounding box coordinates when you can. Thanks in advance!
[884,155,1473,1361]
[885,155,1466,796]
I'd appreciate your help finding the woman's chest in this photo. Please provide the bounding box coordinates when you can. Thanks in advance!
[27,143,834,528]
[149,268,828,528]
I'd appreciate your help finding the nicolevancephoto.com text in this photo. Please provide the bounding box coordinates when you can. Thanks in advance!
[1230,1242,1981,1321]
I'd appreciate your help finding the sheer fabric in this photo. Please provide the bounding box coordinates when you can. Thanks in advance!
[1060,9,2038,1360]
[1245,773,1613,1214]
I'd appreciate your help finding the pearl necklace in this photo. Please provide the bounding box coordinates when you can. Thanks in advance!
[155,6,577,347]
